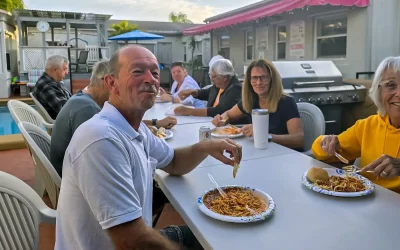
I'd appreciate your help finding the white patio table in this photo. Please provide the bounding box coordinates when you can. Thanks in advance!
[144,103,213,125]
[155,152,400,250]
[167,122,296,168]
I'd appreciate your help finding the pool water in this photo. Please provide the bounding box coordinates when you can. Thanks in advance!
[0,106,36,136]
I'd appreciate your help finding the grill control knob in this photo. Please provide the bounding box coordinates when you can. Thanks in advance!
[298,98,306,102]
[335,95,342,103]
[308,97,316,104]
[351,94,359,101]
[317,97,325,105]
[326,96,333,103]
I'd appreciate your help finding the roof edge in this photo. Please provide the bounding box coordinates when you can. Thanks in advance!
[204,0,277,23]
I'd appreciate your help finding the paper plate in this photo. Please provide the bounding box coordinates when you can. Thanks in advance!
[155,99,169,103]
[301,168,375,197]
[162,130,173,140]
[165,105,194,116]
[211,126,244,139]
[197,185,275,223]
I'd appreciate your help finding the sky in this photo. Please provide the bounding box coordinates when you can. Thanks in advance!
[24,0,261,23]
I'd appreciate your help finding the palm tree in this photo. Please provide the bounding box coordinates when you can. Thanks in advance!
[0,0,24,12]
[110,21,139,36]
[169,12,193,24]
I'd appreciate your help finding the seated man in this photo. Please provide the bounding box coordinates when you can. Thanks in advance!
[51,60,177,177]
[55,45,242,250]
[174,59,246,124]
[33,55,72,119]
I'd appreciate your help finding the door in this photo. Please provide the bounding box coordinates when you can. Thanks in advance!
[157,42,172,66]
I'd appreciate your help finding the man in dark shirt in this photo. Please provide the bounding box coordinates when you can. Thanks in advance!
[175,59,243,119]
[33,55,71,119]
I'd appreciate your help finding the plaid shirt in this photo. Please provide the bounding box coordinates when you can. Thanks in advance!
[33,72,72,119]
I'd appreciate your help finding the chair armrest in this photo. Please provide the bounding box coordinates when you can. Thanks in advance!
[39,207,57,224]
[303,150,314,158]
[43,122,53,129]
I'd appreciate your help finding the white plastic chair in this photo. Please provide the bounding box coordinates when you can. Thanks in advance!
[297,102,325,156]
[18,122,61,209]
[7,100,53,130]
[0,171,56,250]
[29,92,55,124]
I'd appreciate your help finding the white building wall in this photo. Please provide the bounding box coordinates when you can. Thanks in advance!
[0,11,17,98]
[210,6,371,79]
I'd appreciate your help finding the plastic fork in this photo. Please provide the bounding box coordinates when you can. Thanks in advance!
[334,152,349,164]
[208,173,227,197]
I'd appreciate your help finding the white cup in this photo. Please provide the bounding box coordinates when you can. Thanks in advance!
[252,109,269,149]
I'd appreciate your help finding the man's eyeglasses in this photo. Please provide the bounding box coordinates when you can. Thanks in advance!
[380,80,400,94]
[250,75,271,83]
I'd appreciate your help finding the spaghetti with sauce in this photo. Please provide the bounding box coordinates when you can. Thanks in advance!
[213,126,241,135]
[203,187,267,217]
[315,176,367,192]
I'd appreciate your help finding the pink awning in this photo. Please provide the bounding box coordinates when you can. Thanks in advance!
[183,0,369,35]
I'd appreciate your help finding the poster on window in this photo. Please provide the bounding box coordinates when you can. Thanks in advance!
[290,20,305,57]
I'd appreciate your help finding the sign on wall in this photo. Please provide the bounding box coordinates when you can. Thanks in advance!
[257,27,268,52]
[290,20,305,57]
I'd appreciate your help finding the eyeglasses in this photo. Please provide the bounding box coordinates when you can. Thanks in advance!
[250,75,271,83]
[380,80,400,94]
[209,74,221,80]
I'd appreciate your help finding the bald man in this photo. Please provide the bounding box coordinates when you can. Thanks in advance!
[55,45,242,250]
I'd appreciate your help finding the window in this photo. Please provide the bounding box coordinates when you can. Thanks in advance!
[219,34,230,59]
[245,31,254,61]
[5,34,12,71]
[195,41,202,54]
[316,16,347,58]
[276,25,286,60]
[139,43,155,54]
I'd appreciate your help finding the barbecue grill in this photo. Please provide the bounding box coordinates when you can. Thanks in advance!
[272,61,367,134]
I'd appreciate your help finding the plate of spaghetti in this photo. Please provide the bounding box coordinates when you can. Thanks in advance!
[211,126,243,138]
[301,167,374,197]
[197,185,275,223]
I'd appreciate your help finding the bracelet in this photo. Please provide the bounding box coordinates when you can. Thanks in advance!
[152,119,158,126]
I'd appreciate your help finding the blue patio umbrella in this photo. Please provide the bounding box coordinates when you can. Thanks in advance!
[108,30,164,44]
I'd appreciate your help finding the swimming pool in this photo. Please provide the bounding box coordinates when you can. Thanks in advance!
[0,106,36,136]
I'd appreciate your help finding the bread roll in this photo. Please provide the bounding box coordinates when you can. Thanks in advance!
[307,167,329,183]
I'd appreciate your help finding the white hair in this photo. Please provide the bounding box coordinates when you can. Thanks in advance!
[89,60,110,87]
[45,55,69,69]
[210,59,235,77]
[369,56,400,116]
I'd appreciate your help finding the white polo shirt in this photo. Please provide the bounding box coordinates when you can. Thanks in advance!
[55,102,174,250]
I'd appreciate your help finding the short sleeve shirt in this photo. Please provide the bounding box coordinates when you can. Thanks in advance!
[237,95,300,135]
[55,102,174,250]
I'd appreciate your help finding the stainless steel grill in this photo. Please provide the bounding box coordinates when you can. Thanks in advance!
[272,61,367,134]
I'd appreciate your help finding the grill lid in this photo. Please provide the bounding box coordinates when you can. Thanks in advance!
[272,61,343,89]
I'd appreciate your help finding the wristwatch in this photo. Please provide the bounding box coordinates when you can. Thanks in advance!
[268,134,272,142]
[152,119,158,126]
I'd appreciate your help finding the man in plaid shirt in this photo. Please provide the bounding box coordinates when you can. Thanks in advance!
[33,55,72,119]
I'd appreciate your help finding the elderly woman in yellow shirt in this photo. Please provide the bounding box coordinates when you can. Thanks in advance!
[312,56,400,193]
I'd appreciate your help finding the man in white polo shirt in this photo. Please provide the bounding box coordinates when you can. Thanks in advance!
[55,45,242,250]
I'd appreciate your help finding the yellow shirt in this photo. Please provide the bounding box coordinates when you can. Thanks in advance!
[312,114,400,193]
